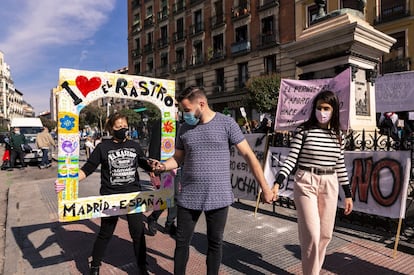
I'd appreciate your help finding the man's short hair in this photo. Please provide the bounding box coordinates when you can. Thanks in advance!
[177,86,206,103]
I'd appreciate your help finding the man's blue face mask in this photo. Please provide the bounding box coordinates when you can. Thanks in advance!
[183,112,200,125]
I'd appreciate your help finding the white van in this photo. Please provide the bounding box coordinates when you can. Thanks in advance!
[10,118,49,164]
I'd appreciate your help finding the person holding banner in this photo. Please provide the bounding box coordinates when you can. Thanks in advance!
[152,86,277,275]
[273,90,353,275]
[55,113,153,275]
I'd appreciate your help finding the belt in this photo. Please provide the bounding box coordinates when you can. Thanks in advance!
[298,165,335,175]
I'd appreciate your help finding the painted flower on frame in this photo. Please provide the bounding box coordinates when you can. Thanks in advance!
[163,120,175,133]
[60,115,75,131]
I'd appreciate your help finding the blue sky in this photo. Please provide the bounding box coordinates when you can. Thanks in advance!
[0,0,128,115]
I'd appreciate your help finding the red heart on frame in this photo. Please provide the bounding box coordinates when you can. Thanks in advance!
[75,75,102,97]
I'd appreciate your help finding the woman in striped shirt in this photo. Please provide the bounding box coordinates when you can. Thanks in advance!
[273,90,353,275]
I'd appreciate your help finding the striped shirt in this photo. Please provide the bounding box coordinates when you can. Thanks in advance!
[278,127,350,187]
[175,113,245,211]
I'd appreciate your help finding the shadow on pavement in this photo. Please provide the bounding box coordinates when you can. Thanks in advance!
[191,232,293,275]
[11,219,172,274]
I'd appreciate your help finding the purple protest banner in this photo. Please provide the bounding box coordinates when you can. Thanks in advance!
[275,68,351,131]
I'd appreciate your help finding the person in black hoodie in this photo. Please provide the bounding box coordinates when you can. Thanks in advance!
[56,113,153,275]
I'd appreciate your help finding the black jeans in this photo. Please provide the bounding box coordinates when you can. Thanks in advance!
[174,205,229,275]
[10,149,25,167]
[91,213,147,268]
[40,148,49,166]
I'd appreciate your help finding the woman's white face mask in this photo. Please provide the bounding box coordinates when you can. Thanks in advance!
[315,109,332,124]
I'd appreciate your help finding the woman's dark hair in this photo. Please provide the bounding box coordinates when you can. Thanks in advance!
[302,90,341,137]
[177,85,206,103]
[105,113,128,134]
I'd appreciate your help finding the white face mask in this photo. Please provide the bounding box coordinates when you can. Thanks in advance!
[315,110,332,124]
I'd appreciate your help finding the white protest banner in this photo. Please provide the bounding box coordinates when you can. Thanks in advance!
[275,68,351,131]
[376,71,414,113]
[231,133,268,201]
[57,68,176,222]
[264,148,411,219]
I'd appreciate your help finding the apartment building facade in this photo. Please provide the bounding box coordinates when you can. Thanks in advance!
[127,0,413,120]
[127,0,295,119]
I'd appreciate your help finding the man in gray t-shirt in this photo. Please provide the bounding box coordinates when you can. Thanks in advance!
[154,86,277,275]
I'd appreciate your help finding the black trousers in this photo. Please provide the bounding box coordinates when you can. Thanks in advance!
[91,212,147,268]
[174,205,229,275]
[10,149,25,167]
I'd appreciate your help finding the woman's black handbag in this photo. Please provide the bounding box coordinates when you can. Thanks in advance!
[21,144,32,153]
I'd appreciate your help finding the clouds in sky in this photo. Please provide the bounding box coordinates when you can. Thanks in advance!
[0,0,127,114]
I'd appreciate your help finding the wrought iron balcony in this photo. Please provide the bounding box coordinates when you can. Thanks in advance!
[131,49,142,59]
[157,65,170,76]
[143,43,154,54]
[210,14,225,29]
[132,0,141,9]
[188,55,204,67]
[173,31,186,42]
[257,0,279,11]
[374,5,410,24]
[231,40,251,55]
[257,33,278,48]
[231,6,250,20]
[173,1,185,14]
[171,62,186,73]
[132,20,141,34]
[208,49,225,62]
[144,15,154,28]
[190,0,204,6]
[157,37,169,49]
[189,22,204,36]
[157,9,168,22]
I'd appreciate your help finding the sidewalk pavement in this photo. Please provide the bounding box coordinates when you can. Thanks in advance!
[2,164,414,274]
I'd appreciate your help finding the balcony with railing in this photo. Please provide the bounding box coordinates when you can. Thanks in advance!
[157,65,170,76]
[208,49,226,63]
[157,37,169,49]
[131,49,142,59]
[157,8,168,22]
[143,43,154,54]
[374,4,410,24]
[188,55,204,67]
[190,0,204,7]
[173,1,186,14]
[173,31,186,42]
[257,32,278,49]
[144,15,154,28]
[189,22,204,37]
[210,14,225,29]
[132,0,141,9]
[257,0,279,11]
[231,6,250,20]
[172,62,186,73]
[381,57,411,74]
[231,40,251,55]
[132,20,141,34]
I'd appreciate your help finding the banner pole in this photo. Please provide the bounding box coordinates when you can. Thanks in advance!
[392,218,403,259]
[255,133,271,217]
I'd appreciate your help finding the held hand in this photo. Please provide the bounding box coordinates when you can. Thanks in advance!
[260,189,275,204]
[271,183,280,201]
[55,179,65,193]
[343,197,353,215]
[153,162,166,174]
